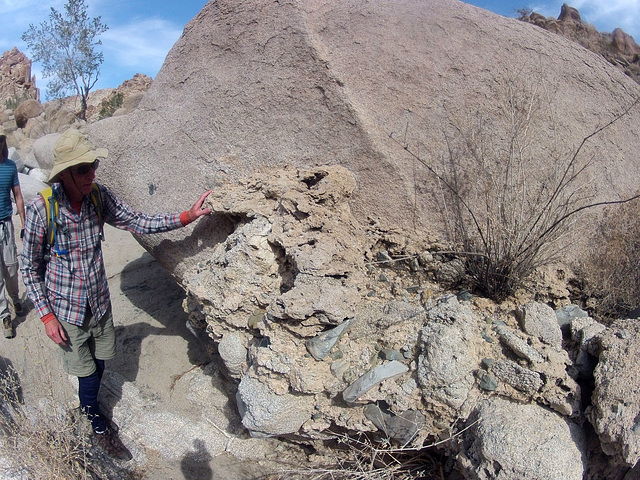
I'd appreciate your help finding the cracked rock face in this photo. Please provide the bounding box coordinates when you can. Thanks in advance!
[180,166,584,453]
[589,319,640,467]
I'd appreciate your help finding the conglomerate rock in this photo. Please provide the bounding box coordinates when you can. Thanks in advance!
[589,319,640,467]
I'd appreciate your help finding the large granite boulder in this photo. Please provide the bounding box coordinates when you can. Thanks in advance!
[87,0,640,279]
[457,396,585,480]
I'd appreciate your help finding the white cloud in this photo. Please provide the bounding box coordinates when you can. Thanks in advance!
[101,18,183,69]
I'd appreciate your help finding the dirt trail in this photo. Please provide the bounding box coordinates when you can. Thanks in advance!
[1,220,282,479]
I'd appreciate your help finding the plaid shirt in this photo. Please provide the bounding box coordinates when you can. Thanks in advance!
[21,183,183,326]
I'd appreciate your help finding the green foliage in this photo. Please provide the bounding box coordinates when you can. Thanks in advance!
[4,93,30,111]
[99,91,124,119]
[21,0,108,120]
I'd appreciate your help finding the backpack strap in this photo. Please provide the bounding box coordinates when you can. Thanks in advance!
[38,183,105,260]
[89,183,105,242]
[37,186,57,260]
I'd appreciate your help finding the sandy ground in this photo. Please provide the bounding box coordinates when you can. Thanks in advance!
[0,220,282,479]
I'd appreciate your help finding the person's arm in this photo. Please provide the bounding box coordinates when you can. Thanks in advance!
[20,199,67,345]
[102,186,212,233]
[12,184,25,232]
[179,190,213,226]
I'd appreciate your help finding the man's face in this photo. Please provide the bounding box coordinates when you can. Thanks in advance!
[59,160,99,197]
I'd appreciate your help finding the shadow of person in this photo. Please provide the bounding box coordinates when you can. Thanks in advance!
[117,252,213,366]
[180,438,213,480]
[99,251,215,425]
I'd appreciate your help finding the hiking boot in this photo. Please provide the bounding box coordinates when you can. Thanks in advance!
[13,302,22,316]
[93,428,132,461]
[3,317,13,338]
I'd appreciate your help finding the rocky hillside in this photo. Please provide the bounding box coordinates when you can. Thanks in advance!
[519,3,640,84]
[0,47,39,105]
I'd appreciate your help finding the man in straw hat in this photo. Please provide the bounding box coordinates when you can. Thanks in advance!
[0,130,25,339]
[20,129,212,460]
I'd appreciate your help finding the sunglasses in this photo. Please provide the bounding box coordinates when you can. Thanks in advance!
[71,160,100,175]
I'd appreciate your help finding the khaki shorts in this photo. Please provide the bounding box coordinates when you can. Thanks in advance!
[60,306,116,377]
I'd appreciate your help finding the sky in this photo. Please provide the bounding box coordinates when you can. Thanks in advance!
[1,0,639,100]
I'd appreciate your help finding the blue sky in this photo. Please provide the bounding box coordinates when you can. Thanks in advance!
[1,0,638,99]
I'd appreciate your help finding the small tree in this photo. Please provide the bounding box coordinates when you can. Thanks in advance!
[21,0,108,120]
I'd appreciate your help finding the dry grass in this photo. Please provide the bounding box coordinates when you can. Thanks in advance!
[274,434,445,480]
[392,73,640,301]
[0,360,139,480]
[578,197,640,322]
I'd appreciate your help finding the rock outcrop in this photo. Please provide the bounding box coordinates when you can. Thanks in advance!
[0,48,39,105]
[177,163,631,477]
[520,4,640,84]
[88,0,640,281]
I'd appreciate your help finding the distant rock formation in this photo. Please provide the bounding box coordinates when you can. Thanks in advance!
[0,47,39,106]
[519,3,640,83]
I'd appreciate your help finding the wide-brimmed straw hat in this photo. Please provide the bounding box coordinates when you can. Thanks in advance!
[48,129,108,182]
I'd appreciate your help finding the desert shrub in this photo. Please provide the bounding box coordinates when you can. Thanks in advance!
[99,91,124,119]
[393,75,639,300]
[0,361,139,479]
[275,431,444,479]
[4,93,29,111]
[516,7,533,20]
[578,197,640,321]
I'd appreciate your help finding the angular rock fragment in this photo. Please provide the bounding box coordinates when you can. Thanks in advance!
[491,359,543,395]
[342,361,408,404]
[306,318,355,360]
[495,324,545,364]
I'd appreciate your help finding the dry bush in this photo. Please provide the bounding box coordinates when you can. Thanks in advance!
[274,432,444,480]
[393,74,639,300]
[578,197,640,321]
[0,360,138,480]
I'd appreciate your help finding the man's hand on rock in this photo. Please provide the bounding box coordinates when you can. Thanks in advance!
[185,190,213,224]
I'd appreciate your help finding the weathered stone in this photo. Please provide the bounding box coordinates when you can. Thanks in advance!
[516,302,563,349]
[363,404,425,444]
[495,324,545,364]
[589,319,640,467]
[236,375,315,436]
[436,259,465,288]
[14,99,43,129]
[28,132,60,171]
[342,361,408,404]
[418,295,481,410]
[570,316,606,379]
[556,304,588,329]
[457,397,585,480]
[491,359,543,395]
[217,333,248,378]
